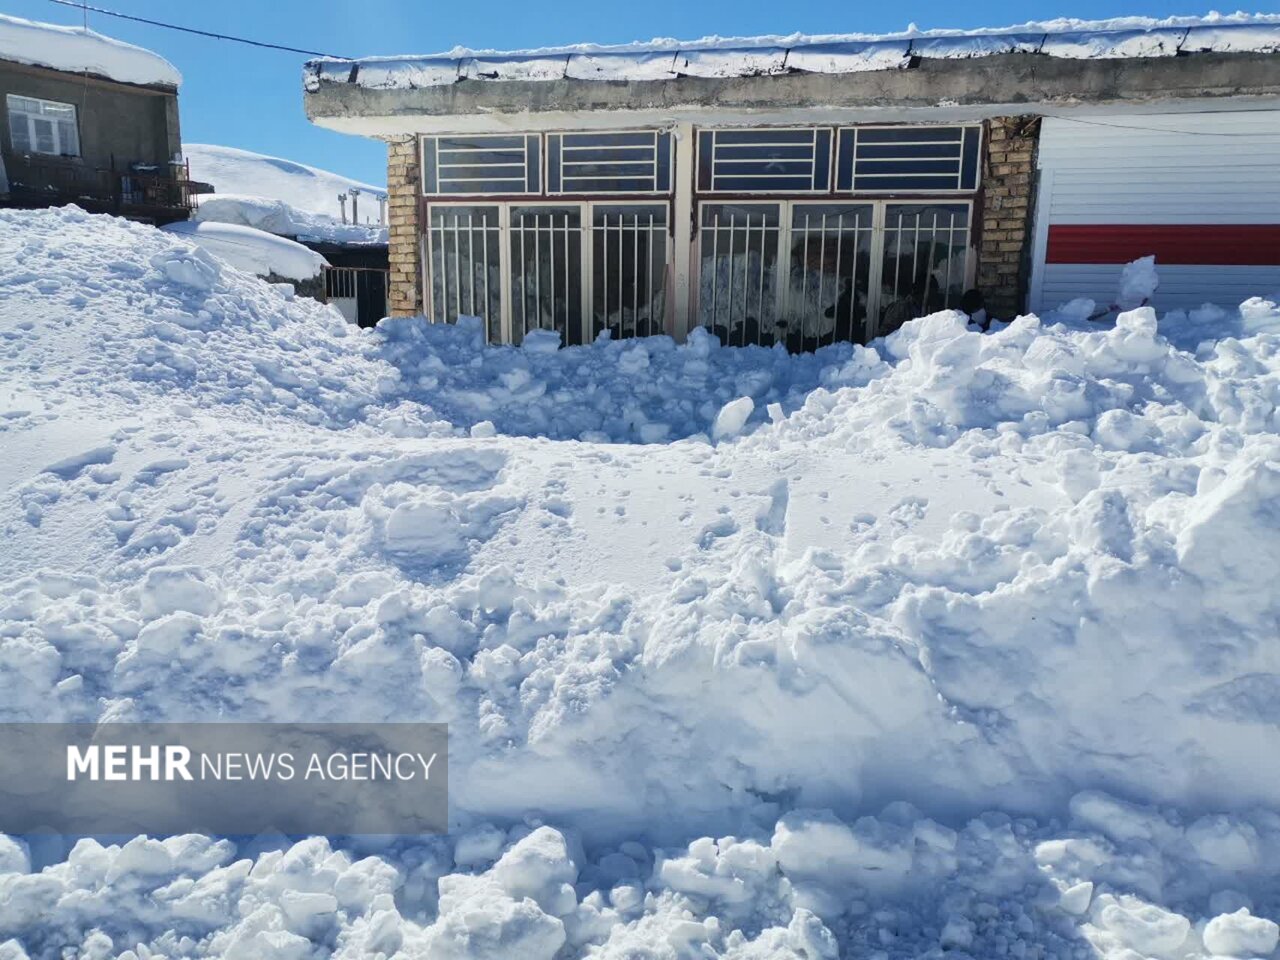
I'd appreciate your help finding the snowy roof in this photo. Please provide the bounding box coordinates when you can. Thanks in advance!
[0,13,181,89]
[306,14,1280,90]
[160,221,327,282]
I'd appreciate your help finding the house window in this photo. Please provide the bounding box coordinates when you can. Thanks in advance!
[835,125,981,193]
[425,201,671,346]
[697,128,832,194]
[6,94,80,157]
[547,131,672,195]
[697,199,971,348]
[422,134,540,195]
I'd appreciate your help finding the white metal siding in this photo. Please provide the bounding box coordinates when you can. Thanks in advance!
[1030,110,1280,312]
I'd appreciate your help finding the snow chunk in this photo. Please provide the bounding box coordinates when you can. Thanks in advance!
[0,13,181,87]
[161,222,326,282]
[712,396,754,441]
[1203,909,1279,957]
[1118,256,1159,310]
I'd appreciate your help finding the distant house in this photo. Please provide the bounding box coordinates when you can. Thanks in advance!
[303,17,1280,350]
[185,144,390,327]
[0,14,203,223]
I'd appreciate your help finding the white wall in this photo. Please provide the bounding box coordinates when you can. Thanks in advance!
[1029,110,1280,313]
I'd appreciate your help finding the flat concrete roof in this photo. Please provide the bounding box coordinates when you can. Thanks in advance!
[305,51,1280,136]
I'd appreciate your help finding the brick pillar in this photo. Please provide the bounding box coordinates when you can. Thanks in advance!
[976,116,1040,319]
[386,136,423,317]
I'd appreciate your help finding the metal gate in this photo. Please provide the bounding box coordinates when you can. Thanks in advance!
[426,201,670,346]
[697,199,972,348]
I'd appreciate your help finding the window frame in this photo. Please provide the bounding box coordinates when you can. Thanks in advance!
[423,198,674,346]
[834,124,983,196]
[696,126,835,196]
[6,93,81,159]
[546,130,674,197]
[694,197,975,344]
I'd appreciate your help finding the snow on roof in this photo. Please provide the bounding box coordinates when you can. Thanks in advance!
[0,13,181,88]
[185,144,387,246]
[306,13,1280,90]
[160,221,327,282]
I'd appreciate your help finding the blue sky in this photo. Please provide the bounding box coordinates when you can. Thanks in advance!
[6,0,1272,185]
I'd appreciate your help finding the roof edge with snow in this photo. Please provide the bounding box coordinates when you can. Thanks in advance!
[0,13,181,90]
[305,16,1280,93]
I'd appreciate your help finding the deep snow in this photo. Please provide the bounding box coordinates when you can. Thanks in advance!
[3,206,1280,959]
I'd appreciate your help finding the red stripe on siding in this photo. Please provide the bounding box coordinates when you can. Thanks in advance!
[1046,225,1280,266]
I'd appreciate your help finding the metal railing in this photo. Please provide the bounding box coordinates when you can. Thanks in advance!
[429,206,503,343]
[3,153,198,215]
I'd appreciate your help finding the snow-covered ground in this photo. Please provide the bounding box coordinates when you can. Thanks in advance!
[0,13,181,88]
[186,144,388,245]
[3,205,1280,959]
[160,221,327,282]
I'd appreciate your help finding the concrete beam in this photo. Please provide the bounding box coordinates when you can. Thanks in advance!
[305,52,1280,136]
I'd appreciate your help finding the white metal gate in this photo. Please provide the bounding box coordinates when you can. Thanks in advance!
[426,201,670,346]
[697,199,973,348]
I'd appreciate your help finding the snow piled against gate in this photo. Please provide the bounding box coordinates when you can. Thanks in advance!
[4,206,1280,958]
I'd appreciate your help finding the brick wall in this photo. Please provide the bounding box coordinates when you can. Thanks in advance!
[386,136,423,316]
[977,116,1040,319]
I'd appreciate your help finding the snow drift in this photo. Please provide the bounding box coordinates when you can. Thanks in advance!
[161,221,327,282]
[3,206,1280,958]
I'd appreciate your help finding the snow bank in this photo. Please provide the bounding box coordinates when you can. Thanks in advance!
[307,13,1280,89]
[186,144,387,244]
[4,206,1280,958]
[160,221,327,282]
[0,13,180,88]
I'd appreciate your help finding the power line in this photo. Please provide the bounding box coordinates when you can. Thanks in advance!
[46,0,352,60]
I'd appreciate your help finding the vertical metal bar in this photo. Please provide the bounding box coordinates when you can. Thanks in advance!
[800,212,810,344]
[617,211,624,334]
[944,211,956,309]
[912,212,922,314]
[451,212,461,321]
[892,212,903,302]
[849,214,860,340]
[467,212,476,316]
[549,213,557,334]
[648,212,657,332]
[632,213,639,336]
[601,213,610,334]
[727,213,736,344]
[564,212,571,338]
[834,212,845,342]
[711,212,719,330]
[818,212,828,342]
[756,213,765,336]
[518,212,527,339]
[534,213,542,333]
[481,213,490,338]
[925,212,939,312]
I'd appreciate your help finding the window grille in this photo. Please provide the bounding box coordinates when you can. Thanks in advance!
[428,206,503,343]
[510,206,584,345]
[547,131,673,195]
[592,205,668,340]
[697,128,832,194]
[6,94,79,157]
[697,200,972,348]
[836,125,981,193]
[422,134,541,196]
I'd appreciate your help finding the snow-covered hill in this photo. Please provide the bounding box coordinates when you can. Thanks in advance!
[3,206,1280,959]
[186,143,387,245]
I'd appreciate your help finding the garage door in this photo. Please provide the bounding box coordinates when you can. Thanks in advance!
[1029,111,1280,313]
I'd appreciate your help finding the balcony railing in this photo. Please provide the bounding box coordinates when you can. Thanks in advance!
[2,154,200,216]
